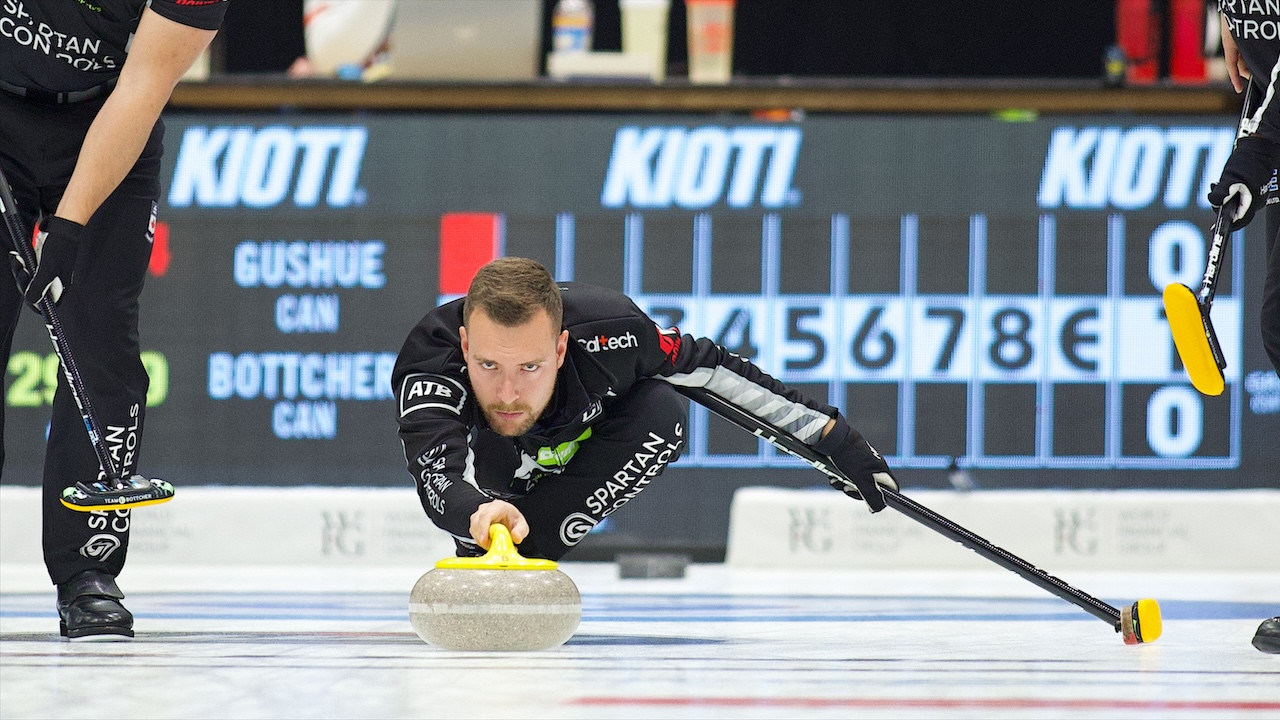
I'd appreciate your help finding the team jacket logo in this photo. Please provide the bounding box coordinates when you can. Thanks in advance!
[601,126,802,209]
[169,125,367,208]
[1038,125,1235,210]
[581,399,603,423]
[559,512,598,546]
[655,325,681,364]
[400,374,467,417]
[79,534,121,561]
[578,331,638,353]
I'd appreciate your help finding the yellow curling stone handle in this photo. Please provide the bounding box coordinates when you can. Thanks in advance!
[435,524,559,571]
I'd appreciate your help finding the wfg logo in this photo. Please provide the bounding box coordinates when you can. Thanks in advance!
[601,126,802,209]
[168,125,367,209]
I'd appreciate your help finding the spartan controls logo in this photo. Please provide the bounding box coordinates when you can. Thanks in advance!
[79,534,122,561]
[559,512,598,546]
[1038,125,1236,210]
[601,126,802,209]
[168,125,367,208]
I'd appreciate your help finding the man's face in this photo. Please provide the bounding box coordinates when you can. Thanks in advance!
[460,307,568,437]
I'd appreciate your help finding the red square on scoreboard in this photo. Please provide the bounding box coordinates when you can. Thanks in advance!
[439,213,504,295]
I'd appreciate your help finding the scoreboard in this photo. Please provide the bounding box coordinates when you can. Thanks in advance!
[622,211,1245,471]
[3,112,1277,495]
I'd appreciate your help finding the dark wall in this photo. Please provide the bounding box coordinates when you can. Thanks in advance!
[543,0,1115,78]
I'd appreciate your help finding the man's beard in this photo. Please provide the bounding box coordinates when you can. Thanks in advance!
[482,401,544,437]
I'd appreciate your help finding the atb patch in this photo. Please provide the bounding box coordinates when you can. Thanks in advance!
[399,373,467,418]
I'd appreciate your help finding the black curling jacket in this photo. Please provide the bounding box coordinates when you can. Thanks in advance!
[1219,0,1280,143]
[393,282,837,543]
[0,0,227,94]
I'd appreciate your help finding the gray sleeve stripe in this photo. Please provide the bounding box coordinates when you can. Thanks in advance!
[660,367,714,387]
[662,366,831,444]
[461,433,479,491]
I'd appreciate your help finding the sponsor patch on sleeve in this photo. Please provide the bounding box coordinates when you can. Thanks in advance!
[655,324,682,364]
[399,373,467,418]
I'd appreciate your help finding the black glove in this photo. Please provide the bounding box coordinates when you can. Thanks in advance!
[1208,134,1280,232]
[25,216,83,308]
[812,413,897,513]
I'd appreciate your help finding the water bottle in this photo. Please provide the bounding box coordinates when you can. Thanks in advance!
[1103,44,1127,88]
[553,0,594,53]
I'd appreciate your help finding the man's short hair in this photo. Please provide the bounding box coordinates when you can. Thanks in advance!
[463,257,563,329]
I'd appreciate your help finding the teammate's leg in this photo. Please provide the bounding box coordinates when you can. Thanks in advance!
[0,271,17,475]
[1259,203,1280,376]
[41,117,163,639]
[0,161,34,478]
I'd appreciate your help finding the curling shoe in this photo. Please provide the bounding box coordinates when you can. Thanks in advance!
[1253,617,1280,654]
[57,570,134,640]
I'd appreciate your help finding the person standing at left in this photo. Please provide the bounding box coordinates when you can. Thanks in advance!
[0,0,228,639]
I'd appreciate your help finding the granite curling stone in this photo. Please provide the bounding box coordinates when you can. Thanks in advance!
[409,524,582,651]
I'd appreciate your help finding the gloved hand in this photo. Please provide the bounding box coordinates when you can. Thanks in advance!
[25,216,83,308]
[1208,134,1280,232]
[812,413,897,513]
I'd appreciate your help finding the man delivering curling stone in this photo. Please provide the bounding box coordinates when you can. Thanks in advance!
[393,257,896,559]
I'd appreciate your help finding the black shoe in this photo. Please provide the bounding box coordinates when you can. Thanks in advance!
[56,570,134,640]
[1254,617,1280,654]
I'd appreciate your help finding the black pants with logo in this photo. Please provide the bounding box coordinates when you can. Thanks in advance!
[1261,204,1280,376]
[467,380,687,561]
[0,91,161,585]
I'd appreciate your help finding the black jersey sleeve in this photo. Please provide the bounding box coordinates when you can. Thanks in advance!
[148,0,229,31]
[392,303,493,543]
[641,322,838,446]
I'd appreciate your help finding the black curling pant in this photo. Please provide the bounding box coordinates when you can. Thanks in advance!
[467,380,687,560]
[1261,204,1280,376]
[0,91,160,585]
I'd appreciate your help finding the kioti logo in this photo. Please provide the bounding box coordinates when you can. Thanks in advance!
[168,125,367,209]
[601,126,802,209]
[578,332,638,353]
[1037,125,1235,210]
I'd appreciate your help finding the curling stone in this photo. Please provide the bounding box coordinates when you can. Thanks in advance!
[409,524,581,651]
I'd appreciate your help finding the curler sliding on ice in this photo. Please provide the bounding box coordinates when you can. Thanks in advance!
[393,257,1161,645]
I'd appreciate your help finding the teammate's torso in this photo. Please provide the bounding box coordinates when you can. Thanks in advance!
[1219,0,1280,86]
[0,0,226,94]
[1,0,146,92]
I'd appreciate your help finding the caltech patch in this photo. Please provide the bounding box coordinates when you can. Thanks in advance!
[399,373,467,418]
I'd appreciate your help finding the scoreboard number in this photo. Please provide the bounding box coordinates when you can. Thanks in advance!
[618,211,1243,471]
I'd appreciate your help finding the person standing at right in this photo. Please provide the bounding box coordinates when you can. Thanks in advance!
[1213,1,1280,374]
[1213,1,1280,655]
